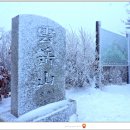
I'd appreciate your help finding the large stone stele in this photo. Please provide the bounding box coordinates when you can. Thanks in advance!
[0,14,77,122]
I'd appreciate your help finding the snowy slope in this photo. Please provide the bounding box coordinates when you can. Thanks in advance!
[66,84,130,122]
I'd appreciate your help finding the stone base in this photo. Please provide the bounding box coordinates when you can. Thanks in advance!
[0,99,77,122]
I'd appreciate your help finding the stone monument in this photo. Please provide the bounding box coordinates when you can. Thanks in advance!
[0,14,77,122]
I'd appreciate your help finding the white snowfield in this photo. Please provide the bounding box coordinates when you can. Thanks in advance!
[1,84,130,122]
[66,84,130,122]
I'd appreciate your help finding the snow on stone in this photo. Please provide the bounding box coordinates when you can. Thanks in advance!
[69,114,78,122]
[17,100,68,121]
[0,99,69,121]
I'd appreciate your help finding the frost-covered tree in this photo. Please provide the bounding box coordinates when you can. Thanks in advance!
[0,28,11,71]
[78,27,95,87]
[126,2,130,29]
[66,28,95,88]
[0,28,11,101]
[66,29,79,88]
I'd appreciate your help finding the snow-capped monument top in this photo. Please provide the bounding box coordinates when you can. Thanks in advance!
[11,14,66,117]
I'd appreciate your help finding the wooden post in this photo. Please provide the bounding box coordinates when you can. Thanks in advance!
[95,21,101,88]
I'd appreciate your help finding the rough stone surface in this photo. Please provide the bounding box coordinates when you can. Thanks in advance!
[0,99,77,122]
[11,15,66,117]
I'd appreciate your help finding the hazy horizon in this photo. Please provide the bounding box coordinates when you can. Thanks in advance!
[0,2,128,35]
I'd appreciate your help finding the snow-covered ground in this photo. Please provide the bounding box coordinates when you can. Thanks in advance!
[1,84,130,122]
[66,84,130,122]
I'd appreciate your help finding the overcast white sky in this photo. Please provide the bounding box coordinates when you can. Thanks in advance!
[0,2,128,35]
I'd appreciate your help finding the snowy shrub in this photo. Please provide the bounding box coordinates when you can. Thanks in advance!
[101,66,128,85]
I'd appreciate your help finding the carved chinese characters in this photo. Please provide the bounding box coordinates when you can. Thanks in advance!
[36,26,55,87]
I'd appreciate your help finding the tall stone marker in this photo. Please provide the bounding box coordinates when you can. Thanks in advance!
[0,14,77,122]
[11,15,66,117]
